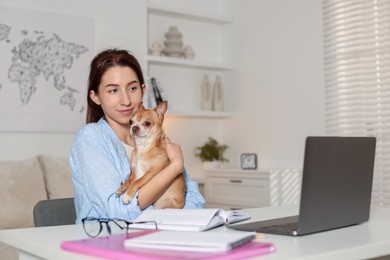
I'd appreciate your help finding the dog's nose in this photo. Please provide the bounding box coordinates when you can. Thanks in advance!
[132,126,139,133]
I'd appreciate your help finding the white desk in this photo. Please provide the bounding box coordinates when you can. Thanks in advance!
[1,205,390,260]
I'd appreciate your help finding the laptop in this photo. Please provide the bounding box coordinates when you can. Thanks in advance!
[228,136,376,236]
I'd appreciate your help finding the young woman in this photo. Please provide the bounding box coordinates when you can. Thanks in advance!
[70,49,205,223]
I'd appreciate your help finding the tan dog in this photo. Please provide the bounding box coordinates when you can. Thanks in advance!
[116,101,186,208]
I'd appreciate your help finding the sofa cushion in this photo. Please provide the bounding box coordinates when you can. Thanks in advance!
[0,156,48,229]
[0,242,17,260]
[39,154,74,199]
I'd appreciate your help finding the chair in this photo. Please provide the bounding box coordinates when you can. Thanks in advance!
[33,198,76,227]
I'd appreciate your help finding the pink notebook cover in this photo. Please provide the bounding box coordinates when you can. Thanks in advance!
[60,230,276,260]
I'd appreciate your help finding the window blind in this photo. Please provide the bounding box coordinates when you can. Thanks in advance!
[323,0,390,206]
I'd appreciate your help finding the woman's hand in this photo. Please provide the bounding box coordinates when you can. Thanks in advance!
[164,136,184,173]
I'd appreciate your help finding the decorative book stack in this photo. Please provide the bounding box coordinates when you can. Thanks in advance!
[146,77,167,109]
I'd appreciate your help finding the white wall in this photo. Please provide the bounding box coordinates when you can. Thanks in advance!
[0,0,147,160]
[0,0,325,179]
[223,0,325,170]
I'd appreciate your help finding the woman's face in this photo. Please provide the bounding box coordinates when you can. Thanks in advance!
[90,66,145,130]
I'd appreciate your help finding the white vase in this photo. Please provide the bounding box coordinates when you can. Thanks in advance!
[201,74,212,111]
[202,161,221,170]
[212,75,224,111]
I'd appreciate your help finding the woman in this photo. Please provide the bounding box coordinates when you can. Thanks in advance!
[70,49,205,223]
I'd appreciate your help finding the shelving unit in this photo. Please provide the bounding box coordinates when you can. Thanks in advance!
[146,1,234,118]
[147,55,233,71]
[147,2,233,25]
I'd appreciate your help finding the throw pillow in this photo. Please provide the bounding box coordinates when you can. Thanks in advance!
[39,154,74,199]
[0,156,48,229]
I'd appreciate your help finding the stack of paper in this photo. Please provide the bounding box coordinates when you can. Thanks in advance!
[124,230,256,252]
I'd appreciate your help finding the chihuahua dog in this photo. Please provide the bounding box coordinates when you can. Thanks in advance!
[116,101,186,208]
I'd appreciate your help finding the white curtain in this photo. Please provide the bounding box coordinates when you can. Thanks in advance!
[323,0,390,206]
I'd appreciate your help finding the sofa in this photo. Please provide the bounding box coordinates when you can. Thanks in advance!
[0,154,74,260]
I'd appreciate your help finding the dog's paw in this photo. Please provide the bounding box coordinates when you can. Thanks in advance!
[116,189,124,196]
[122,194,132,204]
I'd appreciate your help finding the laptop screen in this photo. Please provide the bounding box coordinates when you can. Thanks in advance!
[297,136,376,234]
[228,136,376,236]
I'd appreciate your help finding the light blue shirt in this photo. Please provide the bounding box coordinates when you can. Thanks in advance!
[70,118,205,223]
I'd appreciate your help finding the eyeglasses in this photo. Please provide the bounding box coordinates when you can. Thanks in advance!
[82,217,158,238]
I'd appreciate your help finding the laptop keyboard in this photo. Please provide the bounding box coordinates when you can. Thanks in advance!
[260,222,298,234]
[227,215,300,235]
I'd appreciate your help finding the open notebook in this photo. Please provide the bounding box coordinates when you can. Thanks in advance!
[129,208,250,231]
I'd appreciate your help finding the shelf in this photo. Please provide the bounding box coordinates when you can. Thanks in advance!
[147,55,233,70]
[147,2,233,25]
[166,110,234,119]
[146,1,235,120]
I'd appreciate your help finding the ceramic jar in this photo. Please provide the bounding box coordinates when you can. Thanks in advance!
[163,26,184,58]
[150,41,163,56]
[184,45,195,59]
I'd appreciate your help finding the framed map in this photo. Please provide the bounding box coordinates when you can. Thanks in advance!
[0,6,94,132]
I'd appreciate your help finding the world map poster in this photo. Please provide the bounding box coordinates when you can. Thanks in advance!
[0,6,94,132]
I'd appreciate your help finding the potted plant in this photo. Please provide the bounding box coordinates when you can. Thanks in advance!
[195,137,229,169]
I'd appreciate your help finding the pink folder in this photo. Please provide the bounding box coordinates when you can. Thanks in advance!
[61,230,276,260]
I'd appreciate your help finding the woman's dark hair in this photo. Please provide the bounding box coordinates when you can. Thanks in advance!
[86,49,145,123]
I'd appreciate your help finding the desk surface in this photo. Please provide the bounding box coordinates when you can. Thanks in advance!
[1,205,390,260]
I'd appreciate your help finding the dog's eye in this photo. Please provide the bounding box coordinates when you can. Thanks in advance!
[129,120,133,125]
[144,121,151,127]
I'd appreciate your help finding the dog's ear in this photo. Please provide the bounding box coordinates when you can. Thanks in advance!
[154,101,168,121]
